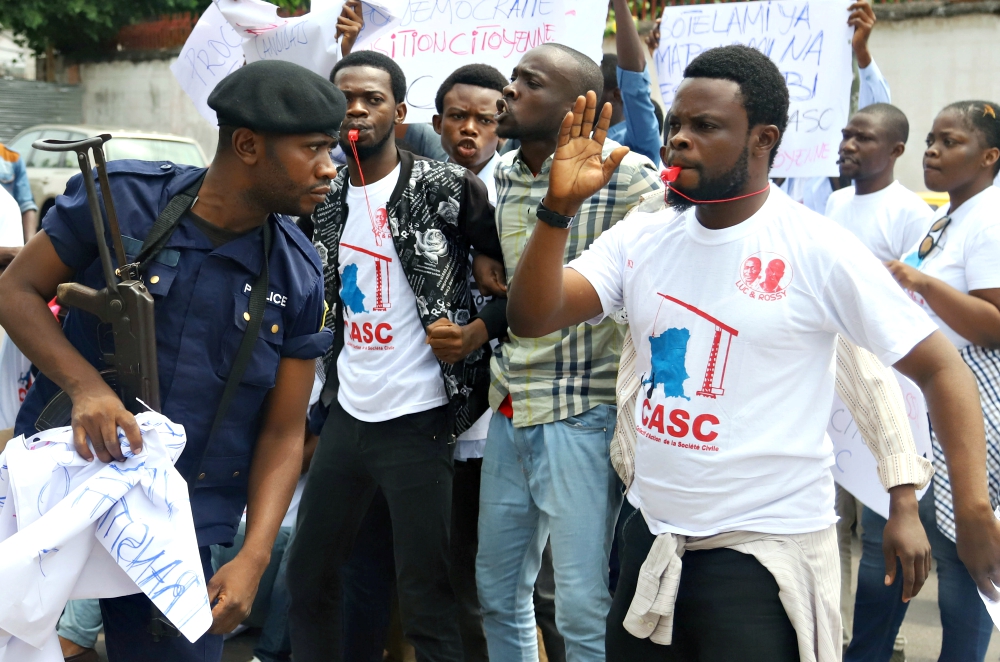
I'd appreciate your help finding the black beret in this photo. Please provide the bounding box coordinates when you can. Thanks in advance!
[208,60,346,137]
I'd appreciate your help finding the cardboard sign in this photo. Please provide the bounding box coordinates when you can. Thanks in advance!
[172,0,404,125]
[828,369,932,519]
[352,0,607,124]
[653,0,854,178]
[170,3,245,125]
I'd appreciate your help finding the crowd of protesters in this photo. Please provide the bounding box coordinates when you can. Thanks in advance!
[0,1,999,662]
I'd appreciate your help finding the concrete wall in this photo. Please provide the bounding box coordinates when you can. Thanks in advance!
[80,57,217,158]
[869,12,1000,192]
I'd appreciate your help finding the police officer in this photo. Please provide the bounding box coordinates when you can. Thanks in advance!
[0,60,345,662]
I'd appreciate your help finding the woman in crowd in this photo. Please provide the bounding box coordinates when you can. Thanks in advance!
[881,100,1000,661]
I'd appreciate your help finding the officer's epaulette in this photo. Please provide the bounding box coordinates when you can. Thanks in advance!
[101,159,202,179]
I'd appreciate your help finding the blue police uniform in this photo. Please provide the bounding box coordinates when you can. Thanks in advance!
[15,159,331,661]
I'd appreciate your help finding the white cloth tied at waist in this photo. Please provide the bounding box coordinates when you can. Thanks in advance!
[0,412,212,661]
[624,524,841,662]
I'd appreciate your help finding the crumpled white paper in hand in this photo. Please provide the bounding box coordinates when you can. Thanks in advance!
[0,412,211,660]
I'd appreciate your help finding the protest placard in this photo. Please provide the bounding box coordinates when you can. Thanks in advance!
[827,370,932,519]
[352,0,607,124]
[653,0,854,178]
[170,3,245,125]
[172,0,404,125]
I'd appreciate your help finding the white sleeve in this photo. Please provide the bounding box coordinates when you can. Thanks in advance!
[858,60,891,108]
[822,232,937,366]
[566,221,628,324]
[965,221,1000,291]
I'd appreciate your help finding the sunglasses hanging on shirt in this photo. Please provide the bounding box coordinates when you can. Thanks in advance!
[917,215,952,261]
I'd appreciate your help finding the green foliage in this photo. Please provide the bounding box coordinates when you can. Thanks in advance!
[0,0,308,57]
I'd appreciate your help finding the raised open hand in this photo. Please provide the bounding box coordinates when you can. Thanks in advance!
[544,91,630,217]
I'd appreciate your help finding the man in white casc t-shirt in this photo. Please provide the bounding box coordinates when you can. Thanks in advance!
[287,51,507,662]
[826,103,932,262]
[504,45,1000,661]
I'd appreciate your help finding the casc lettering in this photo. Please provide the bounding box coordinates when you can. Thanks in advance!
[641,399,719,442]
[349,321,393,344]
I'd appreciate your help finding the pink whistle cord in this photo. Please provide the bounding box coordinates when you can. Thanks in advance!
[347,130,380,237]
[660,167,769,205]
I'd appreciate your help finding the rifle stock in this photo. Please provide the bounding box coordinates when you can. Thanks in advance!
[34,134,161,426]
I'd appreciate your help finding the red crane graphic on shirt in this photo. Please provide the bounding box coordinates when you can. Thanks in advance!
[342,242,392,311]
[658,293,739,399]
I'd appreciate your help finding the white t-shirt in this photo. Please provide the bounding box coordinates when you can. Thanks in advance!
[0,335,32,429]
[568,186,936,537]
[337,163,448,422]
[901,186,1000,348]
[824,181,932,262]
[0,186,23,249]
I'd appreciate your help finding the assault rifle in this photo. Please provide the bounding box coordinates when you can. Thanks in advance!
[33,135,160,429]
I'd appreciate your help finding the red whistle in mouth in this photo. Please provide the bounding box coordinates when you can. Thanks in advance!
[348,129,360,142]
[660,166,681,184]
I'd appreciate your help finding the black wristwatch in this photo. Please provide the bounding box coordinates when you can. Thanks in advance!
[535,200,575,229]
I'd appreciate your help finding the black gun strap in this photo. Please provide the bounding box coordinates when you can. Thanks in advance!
[187,220,273,493]
[136,172,207,268]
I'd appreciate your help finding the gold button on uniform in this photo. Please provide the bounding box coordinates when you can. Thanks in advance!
[271,324,279,333]
[149,275,160,284]
[232,471,240,477]
[243,312,251,321]
[198,472,206,480]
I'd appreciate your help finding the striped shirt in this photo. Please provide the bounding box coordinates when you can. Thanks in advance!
[488,141,661,428]
[932,345,1000,543]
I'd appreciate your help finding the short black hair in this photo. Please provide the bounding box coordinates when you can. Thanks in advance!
[854,103,909,145]
[682,45,789,167]
[540,43,604,101]
[435,64,508,114]
[601,53,619,94]
[330,50,407,105]
[943,99,1000,174]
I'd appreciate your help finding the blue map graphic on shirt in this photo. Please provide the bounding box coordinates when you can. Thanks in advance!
[340,263,368,314]
[645,328,691,400]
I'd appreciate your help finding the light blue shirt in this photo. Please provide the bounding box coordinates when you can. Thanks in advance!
[606,65,662,166]
[0,145,37,214]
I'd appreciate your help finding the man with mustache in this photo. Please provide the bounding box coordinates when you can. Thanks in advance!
[824,102,932,661]
[0,60,344,662]
[505,44,1000,660]
[286,50,505,662]
[826,104,931,264]
[476,43,660,662]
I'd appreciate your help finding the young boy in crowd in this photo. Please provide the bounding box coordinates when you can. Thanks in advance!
[432,62,508,662]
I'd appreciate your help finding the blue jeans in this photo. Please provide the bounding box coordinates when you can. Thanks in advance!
[846,486,993,662]
[213,522,294,662]
[57,598,103,649]
[477,404,622,662]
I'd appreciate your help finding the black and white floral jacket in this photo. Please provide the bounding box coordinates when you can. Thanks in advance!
[312,149,505,437]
